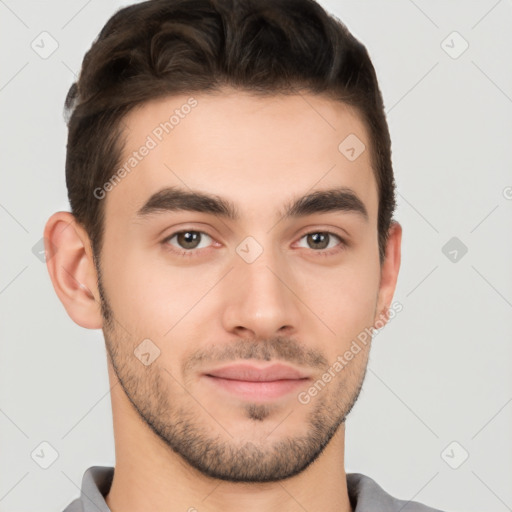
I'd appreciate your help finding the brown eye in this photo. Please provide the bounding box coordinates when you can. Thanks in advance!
[165,230,213,251]
[307,232,329,250]
[297,231,343,252]
[177,231,201,249]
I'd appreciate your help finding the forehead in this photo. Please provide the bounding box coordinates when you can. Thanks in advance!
[104,90,378,226]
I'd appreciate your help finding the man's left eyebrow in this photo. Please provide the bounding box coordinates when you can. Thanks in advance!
[280,186,368,222]
[135,185,368,222]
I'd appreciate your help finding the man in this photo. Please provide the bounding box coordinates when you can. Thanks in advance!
[44,0,445,510]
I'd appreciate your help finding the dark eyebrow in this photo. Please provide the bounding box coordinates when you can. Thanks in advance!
[136,186,368,222]
[280,186,368,222]
[136,187,239,220]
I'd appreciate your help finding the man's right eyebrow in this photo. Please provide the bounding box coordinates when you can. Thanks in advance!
[136,187,239,220]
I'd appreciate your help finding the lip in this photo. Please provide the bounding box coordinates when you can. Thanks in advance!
[204,362,309,381]
[202,363,311,401]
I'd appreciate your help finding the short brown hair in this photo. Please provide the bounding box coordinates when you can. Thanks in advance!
[64,0,396,264]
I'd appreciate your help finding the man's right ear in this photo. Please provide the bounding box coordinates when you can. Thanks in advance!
[43,212,103,329]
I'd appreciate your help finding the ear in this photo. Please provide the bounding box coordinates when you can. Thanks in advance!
[373,221,402,328]
[43,211,103,329]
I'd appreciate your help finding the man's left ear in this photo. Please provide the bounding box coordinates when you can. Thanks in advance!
[374,220,402,328]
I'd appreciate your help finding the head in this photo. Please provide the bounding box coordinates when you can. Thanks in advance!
[46,0,401,483]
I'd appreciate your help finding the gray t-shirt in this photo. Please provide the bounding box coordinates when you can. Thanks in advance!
[62,466,446,511]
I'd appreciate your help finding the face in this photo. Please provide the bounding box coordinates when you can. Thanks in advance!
[96,89,386,482]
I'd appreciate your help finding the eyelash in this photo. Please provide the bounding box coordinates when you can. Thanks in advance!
[161,229,347,258]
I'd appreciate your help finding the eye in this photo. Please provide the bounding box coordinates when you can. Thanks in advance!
[163,230,214,256]
[296,231,346,254]
[161,229,346,258]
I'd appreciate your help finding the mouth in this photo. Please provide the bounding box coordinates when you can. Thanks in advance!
[202,362,311,401]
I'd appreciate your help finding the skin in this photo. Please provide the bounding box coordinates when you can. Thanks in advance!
[45,89,401,512]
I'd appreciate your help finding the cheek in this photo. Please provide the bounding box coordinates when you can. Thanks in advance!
[103,248,219,340]
[301,256,380,345]
[101,248,168,332]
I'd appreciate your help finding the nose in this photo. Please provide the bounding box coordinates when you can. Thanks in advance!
[220,242,302,341]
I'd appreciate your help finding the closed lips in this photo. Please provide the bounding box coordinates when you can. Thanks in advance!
[204,364,310,382]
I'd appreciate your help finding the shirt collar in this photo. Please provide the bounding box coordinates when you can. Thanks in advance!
[74,466,435,512]
[79,466,113,512]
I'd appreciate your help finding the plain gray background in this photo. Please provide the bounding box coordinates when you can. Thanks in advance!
[1,1,511,511]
